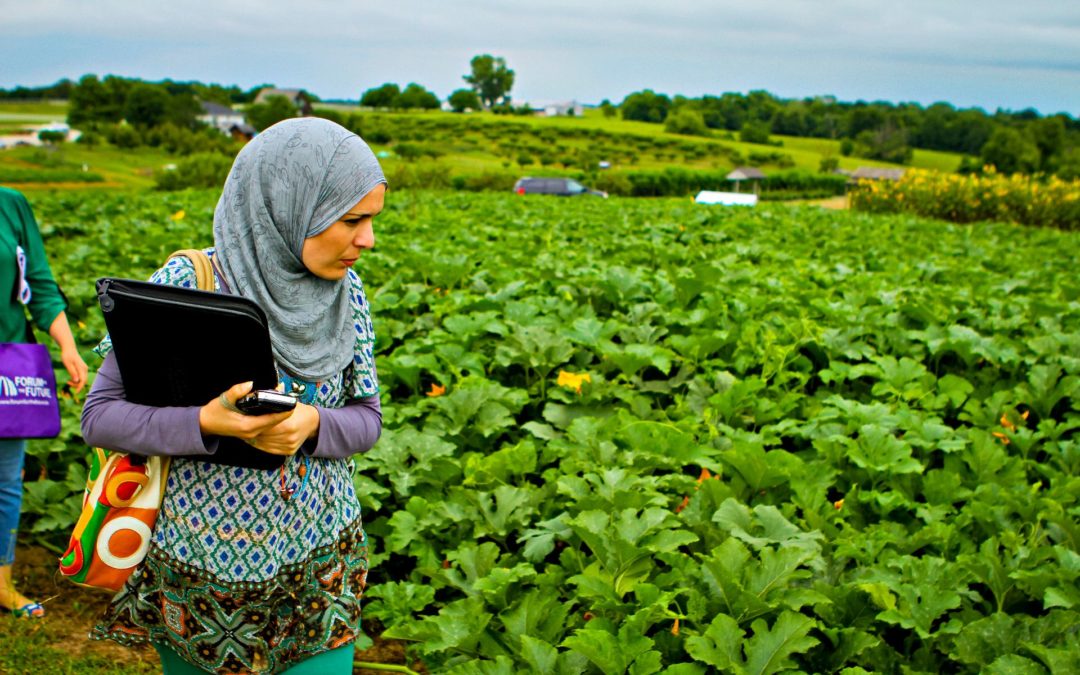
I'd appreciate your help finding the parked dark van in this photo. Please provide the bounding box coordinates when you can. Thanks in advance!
[513,177,607,198]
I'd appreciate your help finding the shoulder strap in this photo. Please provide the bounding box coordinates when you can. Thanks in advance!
[166,249,214,292]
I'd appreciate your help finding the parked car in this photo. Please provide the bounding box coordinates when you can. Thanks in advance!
[513,177,607,198]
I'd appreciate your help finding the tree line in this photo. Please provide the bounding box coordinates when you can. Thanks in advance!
[615,89,1080,177]
[5,60,1077,177]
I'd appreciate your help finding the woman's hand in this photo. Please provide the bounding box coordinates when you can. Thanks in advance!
[61,345,88,393]
[247,403,321,456]
[199,381,294,445]
[47,311,88,393]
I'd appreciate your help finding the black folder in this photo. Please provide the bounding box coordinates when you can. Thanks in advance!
[96,277,285,470]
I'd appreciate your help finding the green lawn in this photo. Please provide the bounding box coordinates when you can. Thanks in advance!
[319,106,964,175]
[0,100,70,123]
[0,144,175,191]
[0,100,967,191]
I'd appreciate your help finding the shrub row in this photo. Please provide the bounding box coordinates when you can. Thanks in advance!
[595,168,847,198]
[0,167,104,183]
[850,168,1080,230]
[154,152,234,191]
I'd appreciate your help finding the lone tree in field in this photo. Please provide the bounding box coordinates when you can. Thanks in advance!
[463,54,514,109]
[448,88,482,113]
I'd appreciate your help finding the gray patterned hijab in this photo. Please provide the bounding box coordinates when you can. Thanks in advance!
[213,117,386,381]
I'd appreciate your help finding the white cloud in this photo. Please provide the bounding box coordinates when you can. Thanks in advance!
[1,0,1078,112]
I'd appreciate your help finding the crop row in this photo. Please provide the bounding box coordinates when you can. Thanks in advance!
[23,191,1080,673]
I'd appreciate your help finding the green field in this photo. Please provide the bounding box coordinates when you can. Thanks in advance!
[9,188,1079,673]
[0,101,966,194]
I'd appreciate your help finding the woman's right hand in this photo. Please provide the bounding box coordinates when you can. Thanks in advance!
[198,381,294,440]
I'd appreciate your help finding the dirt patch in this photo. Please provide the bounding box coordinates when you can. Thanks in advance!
[356,632,428,674]
[8,544,426,673]
[5,544,161,668]
[813,195,849,209]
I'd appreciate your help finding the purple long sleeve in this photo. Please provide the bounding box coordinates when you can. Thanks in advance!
[82,351,382,459]
[304,395,382,459]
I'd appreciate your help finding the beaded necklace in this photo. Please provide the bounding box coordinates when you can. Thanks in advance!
[278,374,316,500]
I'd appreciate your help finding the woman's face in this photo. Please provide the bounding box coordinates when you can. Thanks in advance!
[301,184,385,281]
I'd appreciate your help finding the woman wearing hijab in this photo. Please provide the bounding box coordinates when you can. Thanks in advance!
[1,186,88,618]
[81,117,386,674]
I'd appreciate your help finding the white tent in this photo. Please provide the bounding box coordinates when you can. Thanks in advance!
[694,191,758,206]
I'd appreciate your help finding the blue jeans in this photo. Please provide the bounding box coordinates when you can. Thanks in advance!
[0,439,26,566]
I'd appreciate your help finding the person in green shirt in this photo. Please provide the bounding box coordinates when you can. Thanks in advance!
[0,186,87,618]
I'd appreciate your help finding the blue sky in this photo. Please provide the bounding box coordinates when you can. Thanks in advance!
[2,0,1078,115]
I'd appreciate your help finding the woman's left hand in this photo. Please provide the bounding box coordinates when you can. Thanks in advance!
[61,346,88,393]
[248,403,321,456]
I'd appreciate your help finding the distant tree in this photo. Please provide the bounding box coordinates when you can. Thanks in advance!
[847,106,886,137]
[165,92,203,129]
[360,83,401,109]
[1052,147,1080,180]
[952,110,995,154]
[771,103,810,136]
[68,74,122,126]
[1029,115,1067,168]
[463,54,514,108]
[392,83,440,110]
[106,124,141,149]
[37,129,66,145]
[855,121,913,164]
[744,90,781,123]
[620,90,671,123]
[698,93,747,130]
[448,88,482,113]
[599,99,617,118]
[246,95,297,131]
[980,127,1040,174]
[664,109,709,136]
[124,83,170,128]
[739,120,772,144]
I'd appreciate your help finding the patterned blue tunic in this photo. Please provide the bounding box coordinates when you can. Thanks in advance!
[92,250,379,674]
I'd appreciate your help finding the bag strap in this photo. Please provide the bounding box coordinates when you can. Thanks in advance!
[166,249,215,292]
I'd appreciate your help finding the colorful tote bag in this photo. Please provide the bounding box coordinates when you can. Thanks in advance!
[58,448,169,590]
[0,341,61,438]
[58,248,214,591]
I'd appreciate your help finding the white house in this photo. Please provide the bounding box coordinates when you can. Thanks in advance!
[198,102,246,135]
[527,100,584,117]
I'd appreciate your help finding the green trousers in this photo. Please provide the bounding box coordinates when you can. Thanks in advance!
[154,643,356,674]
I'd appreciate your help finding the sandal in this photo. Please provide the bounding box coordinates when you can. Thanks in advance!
[11,601,45,619]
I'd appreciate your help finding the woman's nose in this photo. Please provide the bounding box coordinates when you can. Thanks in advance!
[355,225,375,249]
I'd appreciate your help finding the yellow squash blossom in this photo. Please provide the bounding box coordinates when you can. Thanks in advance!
[557,370,591,394]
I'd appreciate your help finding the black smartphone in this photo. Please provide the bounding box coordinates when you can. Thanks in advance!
[235,390,298,415]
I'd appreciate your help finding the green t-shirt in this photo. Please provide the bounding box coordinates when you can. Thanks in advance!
[0,187,67,343]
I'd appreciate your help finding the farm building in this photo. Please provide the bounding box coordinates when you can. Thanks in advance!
[254,88,314,115]
[726,167,766,194]
[228,123,258,141]
[849,167,906,181]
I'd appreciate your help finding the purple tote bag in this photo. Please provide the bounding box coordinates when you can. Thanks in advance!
[0,342,61,438]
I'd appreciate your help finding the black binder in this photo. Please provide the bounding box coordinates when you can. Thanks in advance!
[96,277,286,470]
